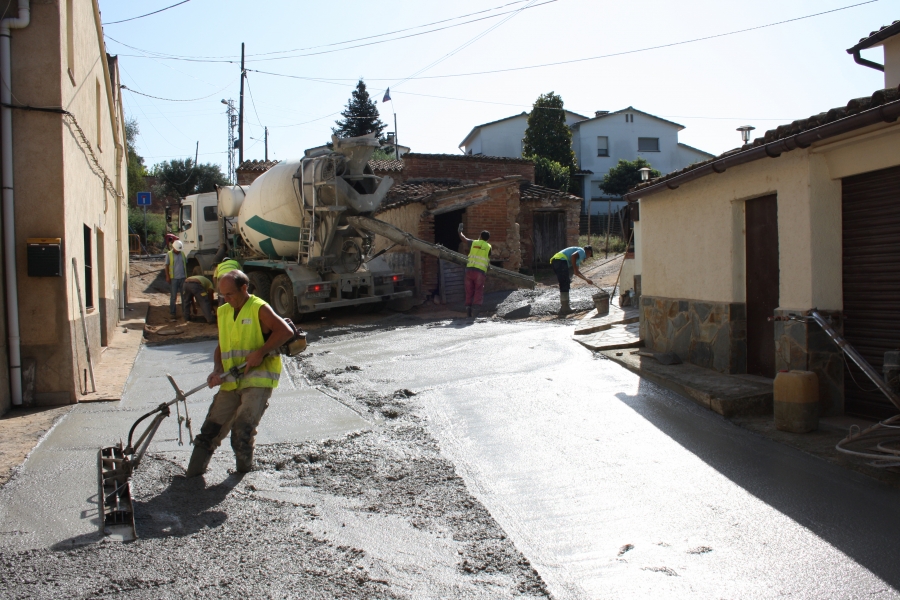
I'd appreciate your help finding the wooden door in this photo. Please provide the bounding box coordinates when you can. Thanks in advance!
[533,212,566,266]
[745,195,779,377]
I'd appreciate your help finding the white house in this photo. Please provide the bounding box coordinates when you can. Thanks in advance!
[572,108,713,215]
[458,110,589,159]
[459,107,712,214]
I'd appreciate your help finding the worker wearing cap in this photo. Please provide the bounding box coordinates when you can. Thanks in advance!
[183,274,216,324]
[164,240,188,318]
[213,258,241,306]
[549,245,593,317]
[459,224,491,318]
[186,270,294,477]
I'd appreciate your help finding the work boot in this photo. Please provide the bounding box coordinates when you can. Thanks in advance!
[558,292,572,318]
[466,305,472,318]
[185,445,213,477]
[235,453,253,473]
[470,306,479,319]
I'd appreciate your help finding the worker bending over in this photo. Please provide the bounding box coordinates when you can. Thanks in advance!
[186,270,294,477]
[183,274,216,324]
[549,245,593,317]
[458,223,491,318]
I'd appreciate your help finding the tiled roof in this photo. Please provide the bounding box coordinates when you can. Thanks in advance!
[627,85,900,197]
[519,182,582,203]
[237,159,279,172]
[570,106,684,131]
[848,20,900,52]
[405,152,534,164]
[377,176,521,213]
[368,159,404,172]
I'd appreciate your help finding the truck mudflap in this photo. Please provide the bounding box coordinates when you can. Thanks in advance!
[314,290,412,309]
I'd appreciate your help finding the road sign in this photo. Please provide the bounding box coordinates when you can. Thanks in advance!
[136,192,151,206]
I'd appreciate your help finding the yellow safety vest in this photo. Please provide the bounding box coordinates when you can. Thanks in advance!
[466,240,492,273]
[215,259,241,279]
[186,275,213,296]
[167,250,188,278]
[550,249,583,266]
[217,295,282,391]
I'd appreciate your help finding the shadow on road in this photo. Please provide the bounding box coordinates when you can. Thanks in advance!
[615,380,900,591]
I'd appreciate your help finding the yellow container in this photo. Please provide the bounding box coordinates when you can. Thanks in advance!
[774,370,819,433]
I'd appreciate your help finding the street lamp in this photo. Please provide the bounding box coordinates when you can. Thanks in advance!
[737,125,755,145]
[638,167,651,182]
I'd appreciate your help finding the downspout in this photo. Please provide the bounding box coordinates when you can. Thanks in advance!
[849,49,885,73]
[0,0,30,406]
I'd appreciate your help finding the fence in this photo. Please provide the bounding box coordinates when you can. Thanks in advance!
[128,234,142,255]
[580,213,626,239]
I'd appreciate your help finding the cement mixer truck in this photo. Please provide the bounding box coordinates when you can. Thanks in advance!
[166,133,414,319]
[167,133,535,319]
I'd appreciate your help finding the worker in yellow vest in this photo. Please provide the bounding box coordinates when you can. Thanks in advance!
[183,275,216,323]
[186,270,294,477]
[164,240,188,318]
[550,245,593,316]
[213,258,241,306]
[459,223,491,318]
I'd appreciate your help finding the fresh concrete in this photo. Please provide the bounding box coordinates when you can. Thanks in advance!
[0,340,370,552]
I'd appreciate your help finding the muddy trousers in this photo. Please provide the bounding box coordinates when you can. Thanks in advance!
[183,281,215,323]
[191,387,273,472]
[464,267,487,306]
[550,259,571,293]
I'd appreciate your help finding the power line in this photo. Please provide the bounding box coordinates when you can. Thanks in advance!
[104,0,192,25]
[120,74,240,102]
[244,73,264,127]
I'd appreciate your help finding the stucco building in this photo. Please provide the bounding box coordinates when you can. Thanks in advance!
[458,110,588,159]
[0,0,128,413]
[624,85,900,421]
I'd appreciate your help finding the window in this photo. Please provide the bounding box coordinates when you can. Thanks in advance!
[625,113,633,123]
[203,206,218,222]
[638,137,660,152]
[83,225,93,309]
[596,136,609,157]
[66,0,74,84]
[95,79,102,151]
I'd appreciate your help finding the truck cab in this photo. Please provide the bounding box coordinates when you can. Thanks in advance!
[166,192,222,276]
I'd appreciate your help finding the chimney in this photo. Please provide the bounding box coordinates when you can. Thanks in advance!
[595,110,609,117]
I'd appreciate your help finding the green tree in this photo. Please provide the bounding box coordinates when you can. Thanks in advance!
[527,155,570,193]
[599,158,661,196]
[522,92,577,191]
[150,159,229,200]
[332,79,387,140]
[125,117,146,204]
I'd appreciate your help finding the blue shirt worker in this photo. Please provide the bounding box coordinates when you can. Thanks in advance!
[458,224,491,318]
[164,240,188,318]
[186,270,294,477]
[549,245,593,316]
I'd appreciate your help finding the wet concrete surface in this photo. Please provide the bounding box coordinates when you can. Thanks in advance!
[2,316,900,598]
[496,288,596,319]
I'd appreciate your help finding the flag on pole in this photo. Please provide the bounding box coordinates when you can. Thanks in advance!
[383,88,391,103]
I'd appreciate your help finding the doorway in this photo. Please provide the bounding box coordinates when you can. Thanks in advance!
[433,208,465,252]
[745,195,779,377]
[533,211,566,267]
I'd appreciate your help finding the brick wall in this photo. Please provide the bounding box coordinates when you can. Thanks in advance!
[402,154,535,184]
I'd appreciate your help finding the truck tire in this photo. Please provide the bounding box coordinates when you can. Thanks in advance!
[247,271,272,303]
[270,274,298,320]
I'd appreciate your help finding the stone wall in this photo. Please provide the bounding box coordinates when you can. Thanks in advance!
[774,309,844,416]
[641,295,747,374]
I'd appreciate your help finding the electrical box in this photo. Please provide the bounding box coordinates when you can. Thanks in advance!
[26,238,62,277]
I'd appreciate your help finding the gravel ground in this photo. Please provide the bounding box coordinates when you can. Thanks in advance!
[0,325,549,599]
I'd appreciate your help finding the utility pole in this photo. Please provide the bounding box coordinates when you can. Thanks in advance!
[238,42,245,166]
[194,141,198,166]
[222,99,237,183]
[393,113,398,160]
[264,127,268,161]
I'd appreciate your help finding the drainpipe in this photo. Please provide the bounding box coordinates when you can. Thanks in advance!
[849,49,884,73]
[1,0,31,406]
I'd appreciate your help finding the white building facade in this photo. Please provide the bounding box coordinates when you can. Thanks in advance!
[460,107,713,214]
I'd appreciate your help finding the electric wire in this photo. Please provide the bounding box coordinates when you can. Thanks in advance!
[104,0,192,25]
[120,73,240,102]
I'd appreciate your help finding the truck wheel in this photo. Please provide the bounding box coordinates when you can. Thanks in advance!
[270,274,298,320]
[247,271,272,303]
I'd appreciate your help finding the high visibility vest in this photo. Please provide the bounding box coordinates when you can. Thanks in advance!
[466,239,492,273]
[550,248,584,266]
[186,275,213,296]
[217,295,282,391]
[215,259,241,279]
[167,250,187,278]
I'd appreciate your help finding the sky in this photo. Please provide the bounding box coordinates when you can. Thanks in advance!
[99,0,898,179]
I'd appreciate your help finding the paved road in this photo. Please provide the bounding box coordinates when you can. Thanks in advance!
[306,317,900,600]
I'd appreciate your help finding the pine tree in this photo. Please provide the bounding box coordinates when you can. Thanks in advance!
[332,80,387,140]
[522,92,577,193]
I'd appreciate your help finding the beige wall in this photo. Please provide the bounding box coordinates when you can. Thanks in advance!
[883,36,900,89]
[4,0,126,407]
[636,121,900,313]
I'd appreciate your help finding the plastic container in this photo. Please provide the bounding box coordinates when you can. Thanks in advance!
[774,370,819,433]
[593,291,609,315]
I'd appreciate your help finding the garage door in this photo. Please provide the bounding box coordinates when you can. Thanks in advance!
[842,164,900,419]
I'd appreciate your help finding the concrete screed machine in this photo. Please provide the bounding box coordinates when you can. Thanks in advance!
[102,134,534,540]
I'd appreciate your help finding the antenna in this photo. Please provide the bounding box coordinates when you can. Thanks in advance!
[222,99,237,183]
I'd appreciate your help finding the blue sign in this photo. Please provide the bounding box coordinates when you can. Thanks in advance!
[136,192,151,206]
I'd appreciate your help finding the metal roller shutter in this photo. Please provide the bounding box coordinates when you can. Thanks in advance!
[842,164,900,419]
